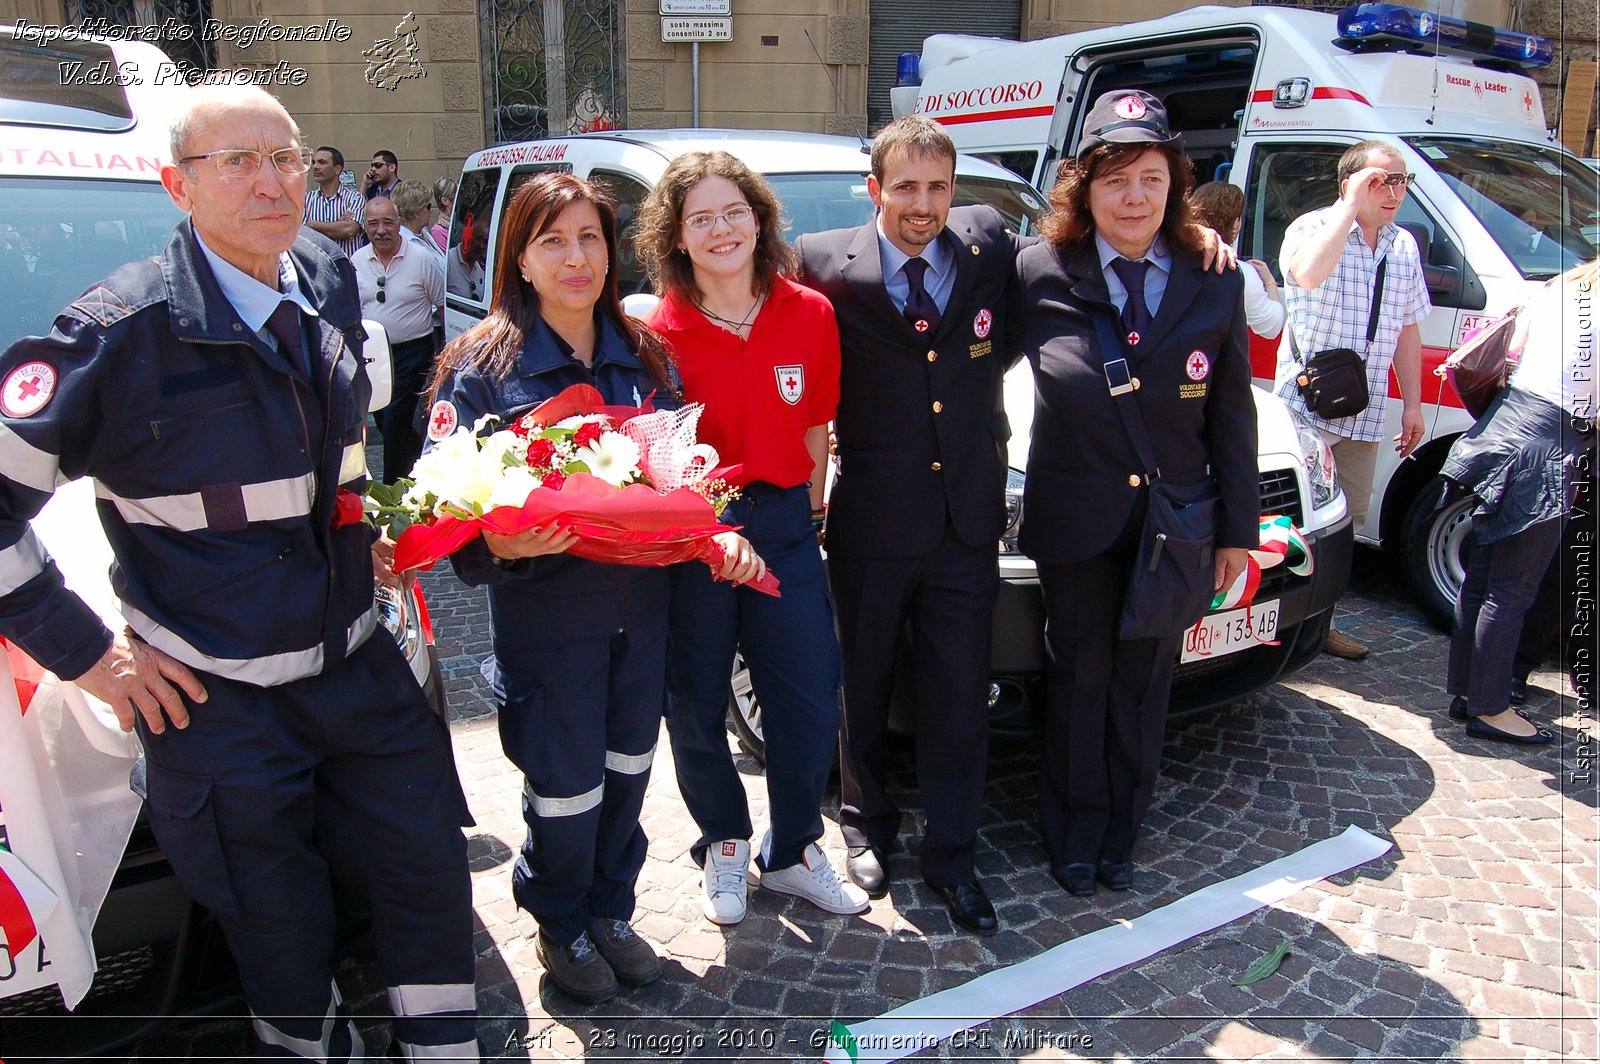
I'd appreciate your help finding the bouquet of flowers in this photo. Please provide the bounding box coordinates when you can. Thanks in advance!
[366,383,779,595]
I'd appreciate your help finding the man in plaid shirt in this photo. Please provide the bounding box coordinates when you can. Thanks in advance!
[1274,139,1431,660]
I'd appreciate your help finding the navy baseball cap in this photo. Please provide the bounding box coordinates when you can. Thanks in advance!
[1076,89,1179,158]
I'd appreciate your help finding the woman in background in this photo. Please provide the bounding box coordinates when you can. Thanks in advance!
[1190,181,1284,339]
[1441,258,1597,746]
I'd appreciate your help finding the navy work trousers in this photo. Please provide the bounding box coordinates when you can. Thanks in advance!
[665,483,842,872]
[136,634,477,1061]
[493,583,666,946]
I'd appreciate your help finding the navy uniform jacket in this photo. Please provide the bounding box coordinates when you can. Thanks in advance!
[430,314,675,645]
[795,205,1025,559]
[0,220,376,686]
[1008,241,1260,565]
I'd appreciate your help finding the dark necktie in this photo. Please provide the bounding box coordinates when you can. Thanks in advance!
[1109,257,1152,346]
[902,256,941,335]
[265,299,307,375]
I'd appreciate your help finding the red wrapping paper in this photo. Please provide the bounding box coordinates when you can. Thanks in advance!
[390,386,781,595]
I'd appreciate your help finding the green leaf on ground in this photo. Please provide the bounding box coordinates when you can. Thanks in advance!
[1233,939,1292,985]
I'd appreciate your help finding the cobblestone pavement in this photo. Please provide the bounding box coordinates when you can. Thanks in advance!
[131,550,1598,1062]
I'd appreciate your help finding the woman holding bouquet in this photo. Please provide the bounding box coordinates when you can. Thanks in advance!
[1007,91,1258,897]
[422,173,763,1003]
[636,152,869,925]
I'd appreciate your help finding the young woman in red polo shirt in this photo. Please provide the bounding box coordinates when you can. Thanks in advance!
[636,151,868,925]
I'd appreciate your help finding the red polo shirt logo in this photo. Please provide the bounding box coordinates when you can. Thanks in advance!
[775,365,804,406]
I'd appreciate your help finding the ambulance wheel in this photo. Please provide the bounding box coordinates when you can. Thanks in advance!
[1404,481,1474,631]
[727,651,765,763]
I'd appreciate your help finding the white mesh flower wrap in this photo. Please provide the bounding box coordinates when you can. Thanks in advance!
[620,404,720,491]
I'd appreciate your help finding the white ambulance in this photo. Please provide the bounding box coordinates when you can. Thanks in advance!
[895,1,1598,625]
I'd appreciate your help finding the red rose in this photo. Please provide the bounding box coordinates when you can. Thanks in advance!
[572,422,603,448]
[526,437,557,467]
[541,470,567,490]
[331,488,364,529]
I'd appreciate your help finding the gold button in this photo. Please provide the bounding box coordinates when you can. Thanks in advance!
[1131,377,1141,391]
[932,461,943,472]
[927,350,938,362]
[932,401,943,413]
[1128,474,1142,487]
[970,245,980,255]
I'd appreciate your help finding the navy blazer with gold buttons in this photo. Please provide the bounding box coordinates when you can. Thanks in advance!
[796,205,1025,560]
[1007,240,1260,566]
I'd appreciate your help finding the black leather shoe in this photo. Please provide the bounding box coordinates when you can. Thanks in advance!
[1096,860,1133,892]
[846,846,888,897]
[1449,695,1469,721]
[1467,715,1555,746]
[925,879,998,935]
[1509,678,1528,704]
[1050,861,1097,897]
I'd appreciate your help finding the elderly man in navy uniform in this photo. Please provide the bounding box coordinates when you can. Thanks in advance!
[794,116,1021,935]
[0,86,477,1061]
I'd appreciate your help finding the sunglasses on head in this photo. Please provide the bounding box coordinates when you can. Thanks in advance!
[376,275,386,304]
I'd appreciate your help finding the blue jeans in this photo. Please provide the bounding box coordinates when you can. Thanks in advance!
[665,483,842,871]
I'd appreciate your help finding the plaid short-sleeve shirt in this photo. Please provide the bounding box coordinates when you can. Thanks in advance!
[1274,205,1432,442]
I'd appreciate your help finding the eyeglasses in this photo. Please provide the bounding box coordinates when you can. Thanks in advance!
[1379,172,1416,188]
[681,205,755,232]
[375,275,386,304]
[178,147,313,179]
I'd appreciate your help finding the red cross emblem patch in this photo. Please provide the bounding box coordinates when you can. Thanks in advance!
[972,308,993,339]
[1186,350,1211,381]
[426,399,459,441]
[0,361,56,418]
[775,364,804,406]
[1114,94,1147,120]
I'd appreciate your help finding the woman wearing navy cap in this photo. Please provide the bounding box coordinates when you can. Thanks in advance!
[635,151,869,925]
[1008,90,1259,897]
[422,173,762,1002]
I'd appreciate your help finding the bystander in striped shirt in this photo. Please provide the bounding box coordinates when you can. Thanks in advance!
[304,184,367,259]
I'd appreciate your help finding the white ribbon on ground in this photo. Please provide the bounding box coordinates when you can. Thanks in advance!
[823,825,1393,1064]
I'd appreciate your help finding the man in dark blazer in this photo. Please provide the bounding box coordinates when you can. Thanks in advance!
[794,117,1024,935]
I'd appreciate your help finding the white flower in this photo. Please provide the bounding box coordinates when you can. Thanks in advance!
[480,428,526,469]
[404,429,504,515]
[487,465,542,510]
[574,431,641,487]
[556,413,612,431]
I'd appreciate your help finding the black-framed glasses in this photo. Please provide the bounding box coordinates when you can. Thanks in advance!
[1380,172,1416,188]
[375,275,386,304]
[682,205,755,232]
[178,147,313,179]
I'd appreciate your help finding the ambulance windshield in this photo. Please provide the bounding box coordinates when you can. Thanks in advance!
[1410,136,1600,279]
[0,177,182,350]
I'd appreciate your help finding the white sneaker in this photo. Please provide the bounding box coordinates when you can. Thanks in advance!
[701,839,750,925]
[759,842,870,915]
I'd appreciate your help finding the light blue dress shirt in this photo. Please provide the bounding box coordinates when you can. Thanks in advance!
[877,218,955,316]
[1095,231,1171,318]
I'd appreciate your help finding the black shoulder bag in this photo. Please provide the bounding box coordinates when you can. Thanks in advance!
[1291,256,1386,420]
[1091,311,1220,640]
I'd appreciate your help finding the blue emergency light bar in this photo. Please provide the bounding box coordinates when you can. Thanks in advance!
[1335,3,1553,70]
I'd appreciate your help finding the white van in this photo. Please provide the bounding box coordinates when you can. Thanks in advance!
[895,1,1597,625]
[444,129,1353,754]
[0,26,437,1053]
